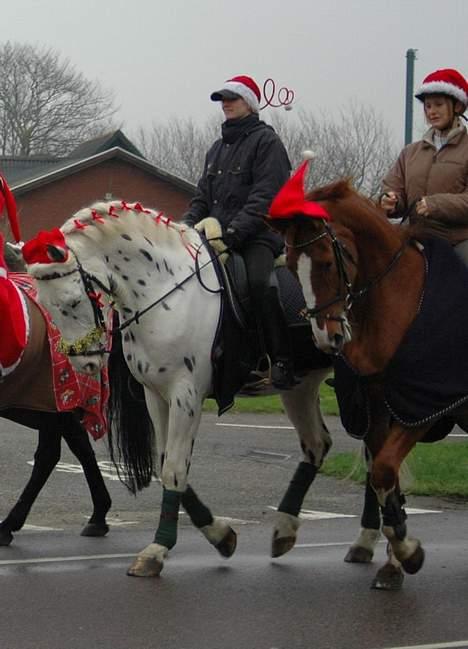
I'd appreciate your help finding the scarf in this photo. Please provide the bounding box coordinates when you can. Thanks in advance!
[221,113,261,144]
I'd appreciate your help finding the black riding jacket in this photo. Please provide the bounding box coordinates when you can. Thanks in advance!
[183,114,291,255]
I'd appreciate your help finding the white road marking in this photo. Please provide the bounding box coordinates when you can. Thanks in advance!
[22,524,63,532]
[216,423,465,439]
[268,506,442,520]
[217,422,295,430]
[0,553,135,567]
[379,641,468,649]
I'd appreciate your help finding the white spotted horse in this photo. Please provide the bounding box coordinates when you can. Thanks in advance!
[22,199,383,579]
[0,267,112,546]
[267,160,468,590]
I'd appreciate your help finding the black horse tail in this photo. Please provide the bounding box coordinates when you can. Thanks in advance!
[106,322,155,494]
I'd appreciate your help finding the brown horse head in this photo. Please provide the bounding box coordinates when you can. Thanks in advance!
[280,179,407,356]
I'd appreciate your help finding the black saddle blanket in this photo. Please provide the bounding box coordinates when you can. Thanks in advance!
[335,237,468,438]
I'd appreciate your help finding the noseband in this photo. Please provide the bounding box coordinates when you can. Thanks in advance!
[286,219,407,322]
[39,250,112,357]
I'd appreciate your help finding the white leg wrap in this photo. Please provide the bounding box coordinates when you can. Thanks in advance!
[137,542,168,562]
[382,526,419,562]
[352,527,381,552]
[200,517,230,546]
[274,511,300,539]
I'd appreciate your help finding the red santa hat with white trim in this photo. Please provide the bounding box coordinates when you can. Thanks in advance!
[415,68,468,110]
[211,75,261,113]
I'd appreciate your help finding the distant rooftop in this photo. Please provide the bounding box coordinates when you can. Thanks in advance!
[0,129,146,187]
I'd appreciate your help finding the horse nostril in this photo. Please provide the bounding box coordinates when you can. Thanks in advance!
[332,333,344,349]
[83,361,101,376]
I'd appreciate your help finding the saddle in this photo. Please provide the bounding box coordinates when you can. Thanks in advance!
[209,249,330,413]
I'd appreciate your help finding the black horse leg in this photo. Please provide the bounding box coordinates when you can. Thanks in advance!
[0,427,62,546]
[62,423,111,537]
[344,471,382,563]
[181,484,237,558]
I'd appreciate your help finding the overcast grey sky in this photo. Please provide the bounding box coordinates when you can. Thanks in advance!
[5,0,468,146]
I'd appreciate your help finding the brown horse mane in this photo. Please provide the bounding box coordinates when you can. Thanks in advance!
[306,179,408,245]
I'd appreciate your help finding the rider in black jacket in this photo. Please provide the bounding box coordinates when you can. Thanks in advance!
[184,75,295,388]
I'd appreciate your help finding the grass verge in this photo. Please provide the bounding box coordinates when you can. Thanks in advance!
[203,381,339,416]
[322,442,468,499]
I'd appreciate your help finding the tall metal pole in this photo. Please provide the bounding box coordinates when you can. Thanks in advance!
[405,49,418,145]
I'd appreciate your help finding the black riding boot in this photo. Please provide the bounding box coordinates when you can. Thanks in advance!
[261,287,297,390]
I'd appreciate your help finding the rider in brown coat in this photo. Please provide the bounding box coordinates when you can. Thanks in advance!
[380,68,468,262]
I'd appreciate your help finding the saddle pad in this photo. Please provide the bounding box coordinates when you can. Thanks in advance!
[10,273,109,440]
[384,237,468,426]
[334,237,468,437]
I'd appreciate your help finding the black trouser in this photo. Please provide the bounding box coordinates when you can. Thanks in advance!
[243,242,291,362]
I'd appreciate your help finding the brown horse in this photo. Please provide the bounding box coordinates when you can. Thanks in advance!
[0,281,112,546]
[269,176,468,590]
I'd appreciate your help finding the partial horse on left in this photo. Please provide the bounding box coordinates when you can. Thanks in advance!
[0,175,112,547]
[0,272,112,546]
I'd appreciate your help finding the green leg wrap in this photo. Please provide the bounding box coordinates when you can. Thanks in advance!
[278,462,318,517]
[181,484,214,529]
[154,489,181,549]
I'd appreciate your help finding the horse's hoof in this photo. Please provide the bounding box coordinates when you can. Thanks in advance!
[371,564,404,591]
[401,544,425,575]
[0,527,13,546]
[344,545,373,563]
[80,522,109,537]
[127,556,163,578]
[215,527,237,558]
[271,535,296,558]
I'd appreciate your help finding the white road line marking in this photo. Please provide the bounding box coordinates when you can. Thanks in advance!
[268,506,442,520]
[0,553,135,567]
[379,641,468,649]
[217,422,295,429]
[22,524,63,532]
[268,506,355,520]
[216,422,465,438]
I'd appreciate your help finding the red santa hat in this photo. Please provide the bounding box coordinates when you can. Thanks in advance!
[211,75,261,113]
[0,175,21,243]
[415,68,468,109]
[268,157,331,222]
[22,228,69,265]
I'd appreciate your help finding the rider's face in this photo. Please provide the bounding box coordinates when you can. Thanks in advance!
[423,94,456,131]
[221,96,252,120]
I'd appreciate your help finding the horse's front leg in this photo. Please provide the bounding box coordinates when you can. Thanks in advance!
[344,467,381,564]
[272,369,331,557]
[181,485,237,558]
[371,424,427,580]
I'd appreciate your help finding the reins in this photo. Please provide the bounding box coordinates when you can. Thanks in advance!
[39,236,225,355]
[288,219,409,321]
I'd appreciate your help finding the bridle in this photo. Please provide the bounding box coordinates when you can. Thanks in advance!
[286,219,408,323]
[38,239,224,357]
[38,249,113,357]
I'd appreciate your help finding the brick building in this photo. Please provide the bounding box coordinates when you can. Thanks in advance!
[1,130,196,241]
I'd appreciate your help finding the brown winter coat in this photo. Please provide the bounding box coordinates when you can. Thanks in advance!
[381,121,468,244]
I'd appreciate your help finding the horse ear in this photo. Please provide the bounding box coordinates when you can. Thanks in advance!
[46,244,68,263]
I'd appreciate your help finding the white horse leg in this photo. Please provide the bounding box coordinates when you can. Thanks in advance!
[128,389,172,578]
[272,368,331,557]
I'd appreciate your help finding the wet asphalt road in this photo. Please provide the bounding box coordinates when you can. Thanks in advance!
[0,412,468,649]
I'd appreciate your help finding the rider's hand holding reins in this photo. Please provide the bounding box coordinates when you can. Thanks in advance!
[194,217,230,264]
[415,197,430,216]
[380,191,399,214]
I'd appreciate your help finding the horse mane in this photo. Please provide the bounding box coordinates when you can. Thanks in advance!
[61,200,197,250]
[306,179,405,244]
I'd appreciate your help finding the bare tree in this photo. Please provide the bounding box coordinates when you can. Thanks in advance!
[137,103,396,197]
[136,116,220,184]
[0,42,117,156]
[270,103,397,197]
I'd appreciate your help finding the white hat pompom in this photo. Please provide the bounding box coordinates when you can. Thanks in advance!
[302,150,315,160]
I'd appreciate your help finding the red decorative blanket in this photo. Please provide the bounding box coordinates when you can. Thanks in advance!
[10,273,109,440]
